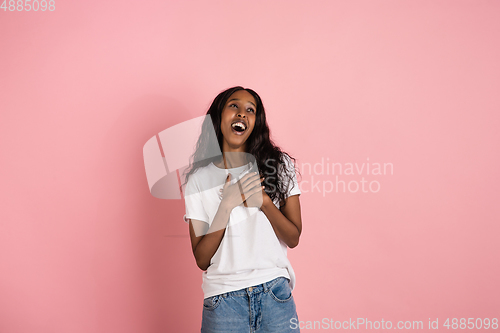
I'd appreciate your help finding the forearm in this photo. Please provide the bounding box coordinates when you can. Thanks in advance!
[193,201,232,270]
[260,200,300,248]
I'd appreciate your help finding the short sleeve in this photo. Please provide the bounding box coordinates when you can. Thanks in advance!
[183,174,209,224]
[282,154,301,199]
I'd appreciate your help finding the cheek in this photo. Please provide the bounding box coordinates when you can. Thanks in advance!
[220,113,230,128]
[250,118,257,131]
[248,123,256,135]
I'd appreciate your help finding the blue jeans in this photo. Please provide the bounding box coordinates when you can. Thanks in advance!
[201,276,300,333]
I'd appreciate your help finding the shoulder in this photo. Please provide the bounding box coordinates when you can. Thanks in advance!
[282,153,294,166]
[190,163,215,178]
[184,163,214,191]
[279,153,296,174]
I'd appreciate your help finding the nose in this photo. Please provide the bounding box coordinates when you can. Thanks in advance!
[237,112,246,118]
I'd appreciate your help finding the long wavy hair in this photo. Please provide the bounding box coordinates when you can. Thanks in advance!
[181,86,300,208]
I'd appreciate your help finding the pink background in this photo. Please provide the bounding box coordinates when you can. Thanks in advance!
[1,0,499,332]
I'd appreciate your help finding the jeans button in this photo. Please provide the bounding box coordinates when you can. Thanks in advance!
[248,287,253,291]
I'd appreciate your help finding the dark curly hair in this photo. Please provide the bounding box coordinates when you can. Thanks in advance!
[181,86,300,208]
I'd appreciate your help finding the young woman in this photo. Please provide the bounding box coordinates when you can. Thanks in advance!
[182,86,302,332]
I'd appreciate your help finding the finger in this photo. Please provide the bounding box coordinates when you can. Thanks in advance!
[243,185,265,200]
[244,175,264,186]
[240,173,263,189]
[223,174,231,188]
[241,177,265,193]
[244,183,263,198]
[248,186,265,197]
[239,172,261,185]
[243,191,264,206]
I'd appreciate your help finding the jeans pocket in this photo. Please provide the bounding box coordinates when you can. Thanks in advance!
[203,295,223,311]
[269,277,293,303]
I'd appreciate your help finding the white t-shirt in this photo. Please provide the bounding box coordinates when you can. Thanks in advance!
[183,154,301,299]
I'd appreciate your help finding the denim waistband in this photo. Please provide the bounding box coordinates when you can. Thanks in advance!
[218,276,289,298]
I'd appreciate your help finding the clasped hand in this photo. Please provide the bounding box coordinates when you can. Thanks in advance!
[220,172,267,210]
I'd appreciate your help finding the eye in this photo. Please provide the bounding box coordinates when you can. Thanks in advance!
[229,103,238,108]
[247,107,255,113]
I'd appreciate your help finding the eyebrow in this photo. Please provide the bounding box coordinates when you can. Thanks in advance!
[227,98,256,108]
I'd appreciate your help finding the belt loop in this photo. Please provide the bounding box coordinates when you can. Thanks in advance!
[263,280,269,292]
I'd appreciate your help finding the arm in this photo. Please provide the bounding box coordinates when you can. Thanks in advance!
[260,194,302,248]
[188,172,264,270]
[188,200,232,271]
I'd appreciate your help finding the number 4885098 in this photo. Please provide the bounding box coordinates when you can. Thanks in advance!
[443,318,498,330]
[1,0,56,11]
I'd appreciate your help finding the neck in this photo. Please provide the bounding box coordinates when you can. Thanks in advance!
[215,151,248,169]
[217,141,248,169]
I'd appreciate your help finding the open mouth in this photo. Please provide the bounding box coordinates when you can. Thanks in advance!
[231,121,247,135]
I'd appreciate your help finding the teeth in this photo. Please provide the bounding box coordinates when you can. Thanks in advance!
[231,122,246,130]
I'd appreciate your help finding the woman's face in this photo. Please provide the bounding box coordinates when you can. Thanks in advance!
[220,90,257,152]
